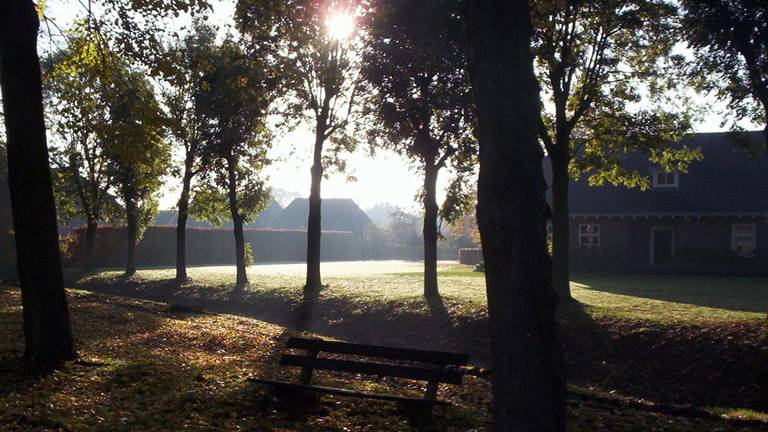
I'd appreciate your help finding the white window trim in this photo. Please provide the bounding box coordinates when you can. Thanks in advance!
[651,169,679,188]
[731,223,757,257]
[578,223,600,250]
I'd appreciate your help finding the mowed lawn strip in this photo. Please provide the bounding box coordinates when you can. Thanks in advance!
[78,263,767,323]
[2,285,764,431]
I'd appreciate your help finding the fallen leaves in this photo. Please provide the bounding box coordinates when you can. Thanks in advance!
[0,285,765,431]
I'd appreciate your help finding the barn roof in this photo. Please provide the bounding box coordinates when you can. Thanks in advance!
[153,199,284,228]
[545,131,768,214]
[270,198,378,233]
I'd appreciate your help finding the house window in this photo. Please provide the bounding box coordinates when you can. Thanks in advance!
[578,224,600,249]
[652,170,679,188]
[731,224,757,257]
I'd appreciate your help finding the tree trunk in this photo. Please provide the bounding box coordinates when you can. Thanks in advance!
[305,121,326,291]
[175,161,193,282]
[0,0,76,366]
[464,1,567,431]
[763,119,767,175]
[226,155,247,288]
[423,159,439,298]
[125,193,137,277]
[84,219,97,270]
[550,146,573,302]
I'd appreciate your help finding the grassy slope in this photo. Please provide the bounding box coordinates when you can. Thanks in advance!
[1,285,763,432]
[79,263,767,323]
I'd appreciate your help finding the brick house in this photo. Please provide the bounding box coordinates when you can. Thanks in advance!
[547,131,768,275]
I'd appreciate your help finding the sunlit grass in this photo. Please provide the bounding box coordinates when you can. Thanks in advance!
[571,273,767,322]
[709,408,768,423]
[78,262,767,323]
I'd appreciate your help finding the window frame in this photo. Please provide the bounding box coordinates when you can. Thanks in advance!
[651,169,679,188]
[578,223,600,250]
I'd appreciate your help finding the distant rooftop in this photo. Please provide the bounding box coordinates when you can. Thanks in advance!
[270,198,378,233]
[153,199,284,228]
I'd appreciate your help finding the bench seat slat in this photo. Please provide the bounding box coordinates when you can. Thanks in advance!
[249,378,450,405]
[280,354,464,384]
[286,337,469,366]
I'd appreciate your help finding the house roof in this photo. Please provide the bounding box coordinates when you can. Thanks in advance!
[545,131,768,214]
[270,198,378,234]
[152,199,284,228]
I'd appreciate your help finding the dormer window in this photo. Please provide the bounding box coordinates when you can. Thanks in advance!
[651,169,679,188]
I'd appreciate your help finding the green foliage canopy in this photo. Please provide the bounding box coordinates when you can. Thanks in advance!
[104,68,171,238]
[361,0,476,226]
[45,30,123,226]
[681,0,767,140]
[189,33,276,225]
[235,0,363,176]
[534,0,702,188]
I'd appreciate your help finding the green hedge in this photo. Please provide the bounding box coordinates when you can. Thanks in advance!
[69,225,374,267]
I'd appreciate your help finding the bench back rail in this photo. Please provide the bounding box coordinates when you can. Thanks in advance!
[281,337,468,401]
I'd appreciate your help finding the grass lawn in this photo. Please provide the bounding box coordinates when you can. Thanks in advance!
[76,261,767,323]
[571,273,767,322]
[1,262,765,430]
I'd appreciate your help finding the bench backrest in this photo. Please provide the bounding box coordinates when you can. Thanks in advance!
[280,337,468,385]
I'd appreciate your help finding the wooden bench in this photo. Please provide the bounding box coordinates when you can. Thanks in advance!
[249,337,469,421]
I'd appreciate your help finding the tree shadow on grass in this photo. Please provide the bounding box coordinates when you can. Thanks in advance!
[291,287,321,332]
[557,299,768,413]
[571,273,768,313]
[71,275,768,414]
[425,294,450,324]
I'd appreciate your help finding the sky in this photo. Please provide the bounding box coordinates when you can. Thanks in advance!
[41,0,761,213]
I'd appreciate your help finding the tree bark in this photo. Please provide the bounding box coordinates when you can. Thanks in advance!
[226,155,248,288]
[83,218,97,270]
[464,1,567,431]
[423,159,439,298]
[0,0,76,366]
[124,190,138,277]
[550,145,573,302]
[763,116,767,175]
[305,119,326,292]
[175,159,193,282]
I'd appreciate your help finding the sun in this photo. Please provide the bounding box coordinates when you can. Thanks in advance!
[326,12,355,41]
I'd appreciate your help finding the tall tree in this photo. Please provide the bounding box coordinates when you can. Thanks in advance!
[235,0,362,292]
[45,0,211,77]
[0,0,76,365]
[161,24,213,282]
[45,33,120,269]
[681,0,768,167]
[362,0,476,298]
[192,36,277,288]
[0,143,14,271]
[103,70,170,276]
[533,0,698,301]
[387,208,421,261]
[464,0,566,430]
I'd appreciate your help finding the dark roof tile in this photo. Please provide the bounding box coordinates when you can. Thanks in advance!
[545,131,768,214]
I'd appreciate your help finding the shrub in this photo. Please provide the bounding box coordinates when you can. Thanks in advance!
[244,242,255,266]
[66,224,369,267]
